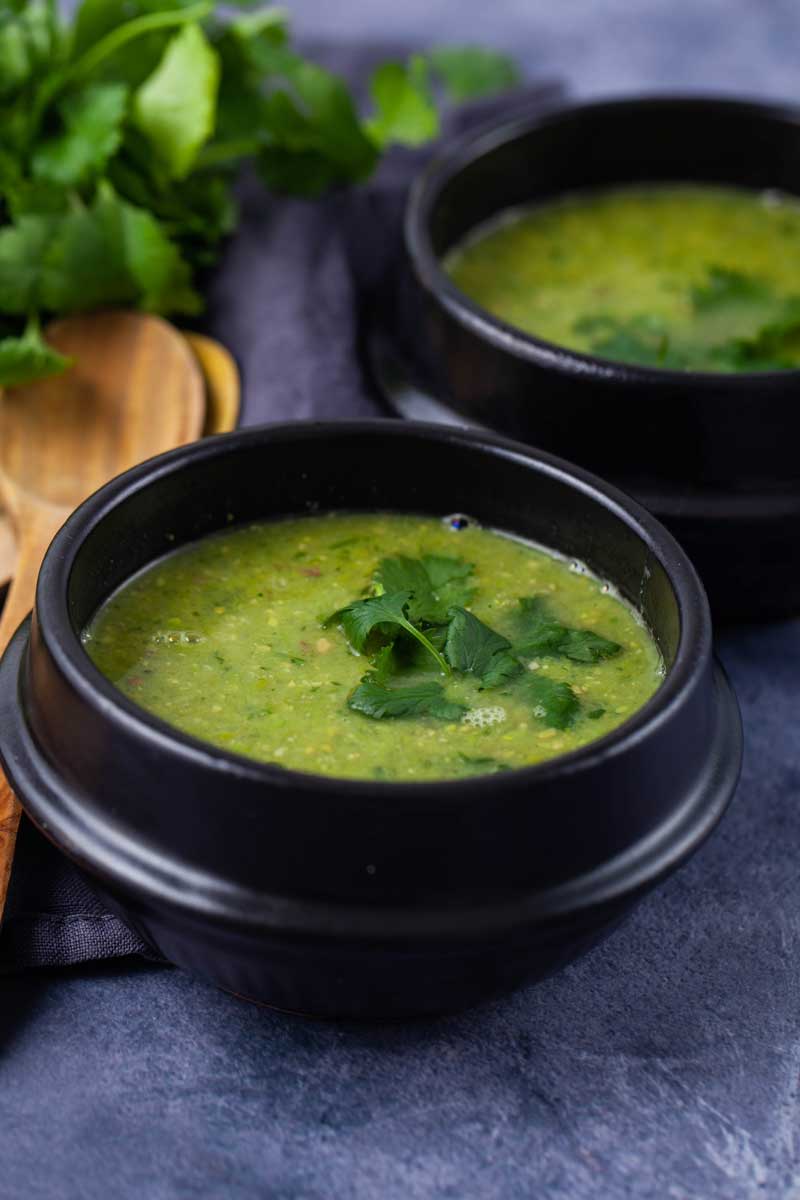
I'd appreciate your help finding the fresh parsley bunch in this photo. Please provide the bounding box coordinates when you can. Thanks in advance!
[0,0,520,385]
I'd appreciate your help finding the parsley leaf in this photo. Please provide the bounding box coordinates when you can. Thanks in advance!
[0,316,71,386]
[375,554,475,625]
[364,47,519,149]
[444,606,522,688]
[523,676,580,730]
[348,674,467,721]
[427,46,521,102]
[0,4,520,384]
[421,555,476,614]
[255,48,379,196]
[575,266,800,373]
[574,313,681,368]
[369,642,401,683]
[324,591,450,674]
[396,623,448,672]
[132,22,220,180]
[0,183,201,325]
[0,212,63,314]
[31,82,128,186]
[365,55,438,149]
[457,752,510,774]
[515,597,622,663]
[690,265,772,312]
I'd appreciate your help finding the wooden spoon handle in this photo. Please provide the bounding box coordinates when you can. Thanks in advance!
[0,780,19,919]
[0,500,69,920]
[0,501,66,656]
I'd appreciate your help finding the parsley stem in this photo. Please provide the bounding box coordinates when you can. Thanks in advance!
[68,3,214,85]
[30,2,214,134]
[398,617,450,675]
[196,138,263,169]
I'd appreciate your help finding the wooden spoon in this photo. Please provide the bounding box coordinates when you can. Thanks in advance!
[185,332,241,436]
[0,332,240,597]
[0,511,13,595]
[0,311,205,919]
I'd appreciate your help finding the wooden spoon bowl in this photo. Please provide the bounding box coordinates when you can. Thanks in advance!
[0,311,205,916]
[0,329,240,596]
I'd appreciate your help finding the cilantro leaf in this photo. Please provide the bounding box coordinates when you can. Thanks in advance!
[375,556,432,616]
[574,313,681,368]
[365,46,520,147]
[420,554,476,615]
[523,676,580,730]
[0,0,61,98]
[324,591,450,674]
[255,49,378,196]
[375,554,475,624]
[559,629,624,663]
[32,82,128,186]
[369,642,401,684]
[444,606,522,688]
[427,46,521,102]
[0,213,63,314]
[513,597,569,655]
[690,265,772,312]
[132,22,220,179]
[515,597,622,663]
[396,623,448,672]
[0,317,71,386]
[457,752,510,774]
[348,674,467,721]
[365,55,439,149]
[0,185,201,318]
[112,187,202,312]
[704,294,800,372]
[575,266,800,374]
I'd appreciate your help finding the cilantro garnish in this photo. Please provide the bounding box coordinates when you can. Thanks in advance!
[574,314,677,368]
[0,5,519,385]
[369,642,401,683]
[375,554,475,625]
[515,597,622,663]
[457,753,511,773]
[444,606,522,687]
[689,265,772,312]
[574,264,800,373]
[324,591,450,675]
[323,552,625,729]
[523,676,580,730]
[0,315,72,386]
[426,46,522,102]
[348,675,467,721]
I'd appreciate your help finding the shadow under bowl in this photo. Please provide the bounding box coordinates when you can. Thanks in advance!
[360,94,800,622]
[0,421,742,1018]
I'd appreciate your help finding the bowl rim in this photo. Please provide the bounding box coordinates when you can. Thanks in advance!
[405,91,800,387]
[35,418,711,803]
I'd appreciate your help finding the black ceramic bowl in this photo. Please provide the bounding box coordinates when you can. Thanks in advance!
[363,95,800,622]
[0,421,741,1019]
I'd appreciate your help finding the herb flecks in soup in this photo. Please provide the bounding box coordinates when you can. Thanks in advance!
[446,185,800,372]
[83,514,663,781]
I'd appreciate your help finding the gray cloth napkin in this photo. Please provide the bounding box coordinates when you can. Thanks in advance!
[0,60,563,971]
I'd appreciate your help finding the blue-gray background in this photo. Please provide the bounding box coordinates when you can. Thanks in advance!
[4,3,800,1198]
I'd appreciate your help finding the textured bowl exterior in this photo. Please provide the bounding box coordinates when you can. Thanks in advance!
[0,422,742,1017]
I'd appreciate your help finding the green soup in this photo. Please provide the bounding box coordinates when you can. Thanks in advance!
[83,513,663,782]
[445,184,800,372]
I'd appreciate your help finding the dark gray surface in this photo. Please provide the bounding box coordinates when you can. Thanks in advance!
[3,2,800,1197]
[2,616,799,1198]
